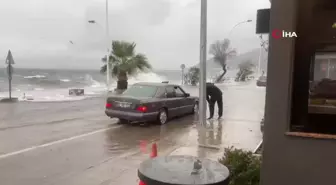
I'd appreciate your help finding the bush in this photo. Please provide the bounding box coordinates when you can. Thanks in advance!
[218,147,261,185]
[184,67,200,86]
[235,61,255,81]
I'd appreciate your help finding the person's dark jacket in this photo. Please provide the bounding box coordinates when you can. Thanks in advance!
[206,83,222,102]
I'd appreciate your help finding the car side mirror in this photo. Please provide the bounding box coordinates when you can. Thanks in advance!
[185,93,190,97]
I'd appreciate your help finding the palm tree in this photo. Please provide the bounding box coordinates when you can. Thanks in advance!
[101,41,152,91]
[209,39,237,83]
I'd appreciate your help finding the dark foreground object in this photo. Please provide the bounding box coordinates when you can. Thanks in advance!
[0,97,18,103]
[256,76,267,87]
[138,155,230,185]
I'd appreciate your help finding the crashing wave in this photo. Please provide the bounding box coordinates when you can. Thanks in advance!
[24,75,46,79]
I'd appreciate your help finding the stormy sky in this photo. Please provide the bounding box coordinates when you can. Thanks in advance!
[0,0,270,70]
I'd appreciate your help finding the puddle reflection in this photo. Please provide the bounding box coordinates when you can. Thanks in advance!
[104,115,196,155]
[197,119,223,158]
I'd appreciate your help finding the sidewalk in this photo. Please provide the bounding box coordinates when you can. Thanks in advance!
[109,83,264,184]
[87,117,262,185]
[169,115,262,158]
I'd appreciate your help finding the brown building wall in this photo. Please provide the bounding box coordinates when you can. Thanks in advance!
[261,0,336,185]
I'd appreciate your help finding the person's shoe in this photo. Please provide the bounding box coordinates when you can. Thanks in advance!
[207,117,213,120]
[218,116,222,120]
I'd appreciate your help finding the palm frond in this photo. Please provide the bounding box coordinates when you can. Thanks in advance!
[125,53,151,76]
[100,40,152,79]
[111,41,136,58]
[100,64,107,74]
[111,65,119,77]
[101,56,107,63]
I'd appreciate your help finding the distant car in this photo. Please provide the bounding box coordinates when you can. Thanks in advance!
[105,82,199,125]
[256,76,267,87]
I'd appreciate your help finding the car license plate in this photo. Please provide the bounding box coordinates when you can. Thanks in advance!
[117,102,131,108]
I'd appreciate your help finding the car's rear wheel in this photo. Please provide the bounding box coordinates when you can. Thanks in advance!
[118,119,129,124]
[157,109,168,125]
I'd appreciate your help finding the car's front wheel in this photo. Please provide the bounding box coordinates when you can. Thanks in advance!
[157,109,168,125]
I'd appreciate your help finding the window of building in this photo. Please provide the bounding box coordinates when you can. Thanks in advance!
[290,5,336,136]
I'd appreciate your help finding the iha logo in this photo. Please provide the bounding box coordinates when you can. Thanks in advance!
[272,29,298,39]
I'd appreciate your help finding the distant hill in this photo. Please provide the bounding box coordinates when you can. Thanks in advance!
[195,48,268,72]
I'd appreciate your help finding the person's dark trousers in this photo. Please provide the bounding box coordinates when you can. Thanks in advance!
[208,96,223,118]
[217,96,223,117]
[208,100,215,118]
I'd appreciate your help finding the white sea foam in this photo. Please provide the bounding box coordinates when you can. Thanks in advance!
[60,79,70,82]
[0,71,166,102]
[2,71,235,102]
[23,75,46,79]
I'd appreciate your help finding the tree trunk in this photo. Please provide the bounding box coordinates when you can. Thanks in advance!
[215,64,227,83]
[116,71,128,90]
[117,80,128,90]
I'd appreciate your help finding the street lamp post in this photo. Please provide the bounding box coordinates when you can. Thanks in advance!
[258,35,269,76]
[88,0,110,92]
[199,0,207,127]
[180,64,186,85]
[228,20,252,38]
[258,40,263,75]
[105,0,110,92]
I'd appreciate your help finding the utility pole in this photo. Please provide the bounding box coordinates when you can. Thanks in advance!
[199,0,207,126]
[106,0,110,91]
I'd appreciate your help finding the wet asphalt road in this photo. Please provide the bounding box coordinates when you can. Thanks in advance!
[0,83,264,185]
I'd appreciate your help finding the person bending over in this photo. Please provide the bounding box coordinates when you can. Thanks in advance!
[206,83,223,119]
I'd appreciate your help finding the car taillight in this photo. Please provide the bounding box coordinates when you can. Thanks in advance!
[137,105,147,112]
[106,103,112,108]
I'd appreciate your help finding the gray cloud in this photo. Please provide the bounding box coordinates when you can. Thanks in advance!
[0,0,270,70]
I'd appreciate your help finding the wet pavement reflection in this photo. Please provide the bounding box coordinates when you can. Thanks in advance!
[104,115,197,155]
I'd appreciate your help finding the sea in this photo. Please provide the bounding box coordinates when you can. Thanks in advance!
[0,68,243,102]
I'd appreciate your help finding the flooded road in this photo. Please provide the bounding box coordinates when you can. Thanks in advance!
[0,82,264,185]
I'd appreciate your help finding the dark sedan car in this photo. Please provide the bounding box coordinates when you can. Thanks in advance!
[105,82,199,124]
[256,76,267,87]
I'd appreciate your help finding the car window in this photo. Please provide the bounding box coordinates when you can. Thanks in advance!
[155,87,166,98]
[259,76,267,81]
[122,85,158,98]
[165,86,176,98]
[174,86,185,97]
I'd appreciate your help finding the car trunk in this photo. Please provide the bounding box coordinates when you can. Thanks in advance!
[106,96,149,112]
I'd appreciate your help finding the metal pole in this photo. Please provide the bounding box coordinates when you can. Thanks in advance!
[327,59,331,78]
[106,0,110,92]
[199,0,207,126]
[257,42,262,76]
[8,75,11,99]
[181,69,184,85]
[7,64,12,99]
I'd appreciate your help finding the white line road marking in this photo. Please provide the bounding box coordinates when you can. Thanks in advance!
[0,127,114,160]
